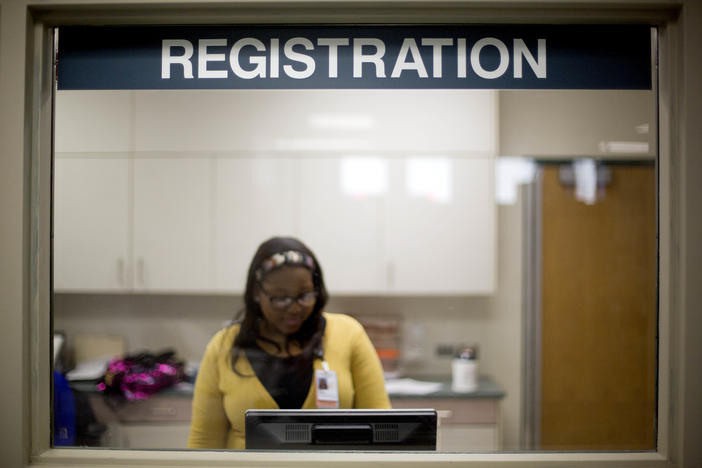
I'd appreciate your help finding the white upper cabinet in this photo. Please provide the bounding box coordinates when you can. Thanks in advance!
[53,157,131,292]
[384,158,495,294]
[297,158,384,294]
[55,91,134,153]
[132,158,214,292]
[296,157,496,295]
[131,90,496,155]
[53,156,216,293]
[214,157,297,292]
[54,91,217,293]
[54,91,134,292]
[54,89,497,295]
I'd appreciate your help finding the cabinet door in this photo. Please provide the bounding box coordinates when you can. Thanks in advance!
[133,158,213,292]
[54,157,130,291]
[297,158,383,294]
[119,423,192,449]
[214,157,297,293]
[55,91,133,154]
[439,424,498,451]
[384,158,495,294]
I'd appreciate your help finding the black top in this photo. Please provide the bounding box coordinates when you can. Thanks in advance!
[246,342,314,409]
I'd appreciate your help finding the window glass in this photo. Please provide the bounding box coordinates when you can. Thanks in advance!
[51,29,657,453]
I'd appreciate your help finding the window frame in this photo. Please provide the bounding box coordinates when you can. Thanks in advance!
[2,0,692,467]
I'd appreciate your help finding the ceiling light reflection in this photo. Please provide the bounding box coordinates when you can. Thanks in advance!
[406,158,453,204]
[597,140,649,153]
[574,158,598,205]
[275,137,369,151]
[495,157,537,205]
[340,158,388,198]
[308,114,374,130]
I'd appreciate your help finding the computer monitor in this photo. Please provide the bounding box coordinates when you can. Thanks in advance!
[245,409,437,451]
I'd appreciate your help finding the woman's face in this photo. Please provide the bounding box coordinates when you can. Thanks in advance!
[255,266,316,342]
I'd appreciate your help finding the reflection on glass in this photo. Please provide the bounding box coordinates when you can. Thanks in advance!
[597,141,650,154]
[308,113,374,130]
[406,158,452,204]
[573,158,598,205]
[494,157,536,205]
[340,158,388,198]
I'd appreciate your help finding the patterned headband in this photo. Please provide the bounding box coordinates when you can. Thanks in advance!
[254,250,315,281]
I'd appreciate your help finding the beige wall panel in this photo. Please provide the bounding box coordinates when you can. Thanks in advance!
[500,90,656,159]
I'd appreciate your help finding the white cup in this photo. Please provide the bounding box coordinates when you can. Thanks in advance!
[451,359,478,392]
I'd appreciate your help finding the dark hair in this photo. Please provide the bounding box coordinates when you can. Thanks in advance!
[230,237,329,375]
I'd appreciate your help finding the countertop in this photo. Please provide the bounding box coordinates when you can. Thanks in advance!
[388,375,505,400]
[70,375,504,400]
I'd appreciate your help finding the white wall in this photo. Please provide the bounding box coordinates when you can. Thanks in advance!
[483,198,524,451]
[53,294,491,366]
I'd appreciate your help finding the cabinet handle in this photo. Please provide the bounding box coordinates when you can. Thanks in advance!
[386,261,395,289]
[149,406,177,418]
[137,258,145,288]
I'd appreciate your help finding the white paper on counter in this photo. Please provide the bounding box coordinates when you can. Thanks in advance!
[66,356,111,381]
[384,378,443,395]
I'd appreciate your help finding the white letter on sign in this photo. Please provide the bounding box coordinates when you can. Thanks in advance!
[391,38,428,78]
[421,38,453,78]
[513,38,547,78]
[284,37,316,79]
[198,39,227,78]
[230,38,267,79]
[457,38,467,78]
[270,39,280,78]
[318,38,350,78]
[353,39,386,78]
[471,37,509,79]
[162,39,194,79]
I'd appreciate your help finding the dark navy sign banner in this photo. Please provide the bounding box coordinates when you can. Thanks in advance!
[57,25,652,90]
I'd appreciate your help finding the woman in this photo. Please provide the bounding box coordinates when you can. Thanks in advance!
[187,237,391,449]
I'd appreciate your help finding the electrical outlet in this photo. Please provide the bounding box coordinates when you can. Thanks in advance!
[435,344,455,357]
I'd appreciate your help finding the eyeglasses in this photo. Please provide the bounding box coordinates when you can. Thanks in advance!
[257,284,318,309]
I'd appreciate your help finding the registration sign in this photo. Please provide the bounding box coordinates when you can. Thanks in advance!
[57,24,652,90]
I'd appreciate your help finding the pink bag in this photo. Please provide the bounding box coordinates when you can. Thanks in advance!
[96,350,184,401]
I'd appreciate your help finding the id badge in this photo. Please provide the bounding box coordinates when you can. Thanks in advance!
[315,366,339,408]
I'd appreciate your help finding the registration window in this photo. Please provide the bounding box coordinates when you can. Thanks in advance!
[51,25,657,452]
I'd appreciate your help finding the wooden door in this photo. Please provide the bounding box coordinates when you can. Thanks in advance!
[540,164,656,450]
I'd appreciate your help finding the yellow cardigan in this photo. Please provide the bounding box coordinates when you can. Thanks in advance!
[187,312,391,449]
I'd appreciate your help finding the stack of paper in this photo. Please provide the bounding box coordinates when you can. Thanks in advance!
[384,378,443,395]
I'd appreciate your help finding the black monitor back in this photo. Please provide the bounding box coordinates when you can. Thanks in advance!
[245,409,437,451]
